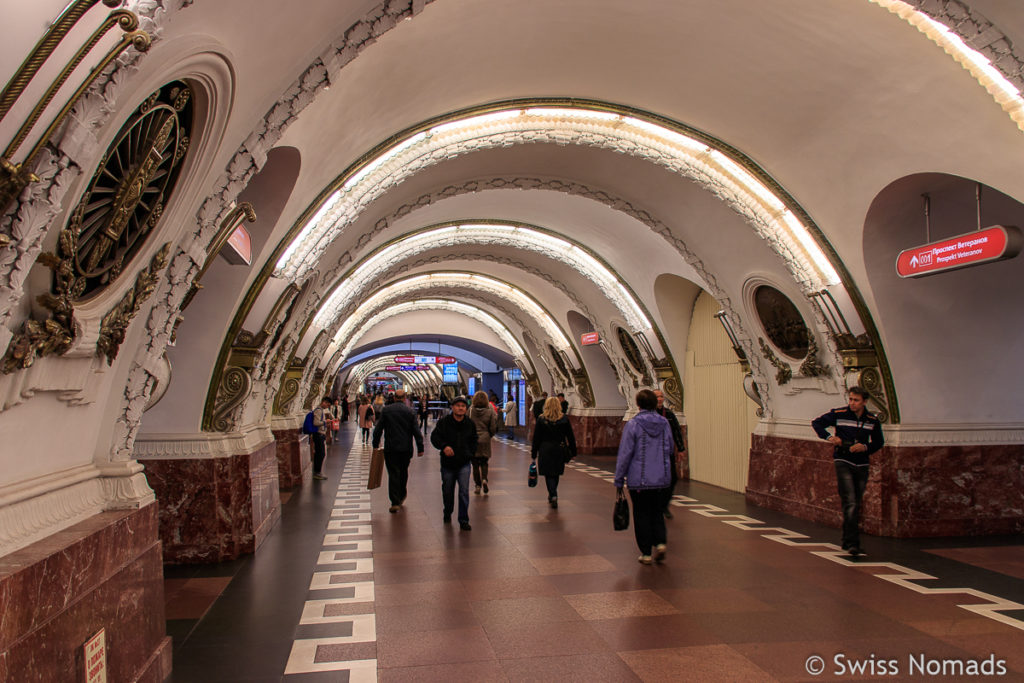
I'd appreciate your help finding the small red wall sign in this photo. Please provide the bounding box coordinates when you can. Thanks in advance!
[896,225,1021,278]
[581,332,599,345]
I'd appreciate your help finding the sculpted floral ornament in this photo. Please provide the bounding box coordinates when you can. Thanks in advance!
[1,203,85,374]
[97,242,170,364]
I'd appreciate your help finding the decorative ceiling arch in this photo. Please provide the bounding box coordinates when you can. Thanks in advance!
[326,271,574,356]
[336,299,527,366]
[274,102,840,291]
[310,221,651,341]
[871,0,1024,132]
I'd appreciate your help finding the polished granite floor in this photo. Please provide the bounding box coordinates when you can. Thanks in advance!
[166,423,1024,682]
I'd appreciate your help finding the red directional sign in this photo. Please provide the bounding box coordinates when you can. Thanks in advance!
[581,332,600,345]
[896,225,1021,278]
[394,356,415,363]
[435,356,456,364]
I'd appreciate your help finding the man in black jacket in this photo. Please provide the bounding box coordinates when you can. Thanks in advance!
[653,389,686,518]
[430,396,478,530]
[811,386,884,556]
[372,389,424,513]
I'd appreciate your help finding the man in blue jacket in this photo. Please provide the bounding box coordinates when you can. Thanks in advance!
[811,386,885,556]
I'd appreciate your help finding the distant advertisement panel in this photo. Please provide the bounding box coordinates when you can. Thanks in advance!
[508,368,522,380]
[467,377,476,395]
[442,363,459,383]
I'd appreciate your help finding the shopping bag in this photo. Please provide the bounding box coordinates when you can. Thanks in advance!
[367,448,384,490]
[527,461,538,487]
[613,490,630,531]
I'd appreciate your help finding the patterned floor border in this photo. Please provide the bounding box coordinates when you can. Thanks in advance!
[284,443,378,681]
[560,458,1024,633]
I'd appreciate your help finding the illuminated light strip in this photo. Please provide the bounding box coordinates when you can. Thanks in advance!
[870,0,1024,132]
[275,108,840,288]
[328,272,572,353]
[334,299,527,363]
[312,223,651,332]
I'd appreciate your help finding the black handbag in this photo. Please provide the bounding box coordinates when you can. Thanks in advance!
[528,461,538,487]
[613,490,630,530]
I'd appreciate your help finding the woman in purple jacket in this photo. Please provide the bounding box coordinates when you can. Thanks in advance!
[614,389,674,564]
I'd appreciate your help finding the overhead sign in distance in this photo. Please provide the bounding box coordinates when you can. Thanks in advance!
[394,356,415,363]
[896,225,1021,278]
[581,332,600,345]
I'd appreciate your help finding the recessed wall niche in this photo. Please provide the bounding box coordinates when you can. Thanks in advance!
[753,285,809,360]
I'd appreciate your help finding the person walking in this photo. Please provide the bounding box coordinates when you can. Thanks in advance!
[531,396,576,509]
[430,396,478,530]
[615,389,674,564]
[502,394,518,439]
[357,397,374,445]
[811,386,884,556]
[418,392,430,432]
[311,396,332,481]
[372,389,424,513]
[653,389,685,519]
[469,391,498,495]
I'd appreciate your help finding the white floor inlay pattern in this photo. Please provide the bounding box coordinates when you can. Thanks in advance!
[285,442,379,679]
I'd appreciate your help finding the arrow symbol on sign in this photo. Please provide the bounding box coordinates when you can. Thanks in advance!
[910,254,919,268]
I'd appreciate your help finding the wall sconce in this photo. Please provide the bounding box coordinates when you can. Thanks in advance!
[633,331,656,360]
[714,310,748,367]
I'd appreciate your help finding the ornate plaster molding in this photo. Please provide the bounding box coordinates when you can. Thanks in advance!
[133,423,275,459]
[0,471,106,558]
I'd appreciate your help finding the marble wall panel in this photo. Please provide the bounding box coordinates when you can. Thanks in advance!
[746,435,1024,537]
[0,506,169,681]
[144,443,282,564]
[567,415,625,455]
[273,428,311,488]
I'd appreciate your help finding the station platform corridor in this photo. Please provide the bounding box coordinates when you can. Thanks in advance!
[165,424,1024,682]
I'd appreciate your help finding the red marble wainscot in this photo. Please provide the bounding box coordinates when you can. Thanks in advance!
[567,415,625,455]
[272,427,311,489]
[0,504,171,682]
[746,435,1024,537]
[142,441,281,564]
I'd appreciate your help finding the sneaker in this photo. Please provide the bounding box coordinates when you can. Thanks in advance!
[482,481,488,494]
[474,486,481,495]
[388,505,399,513]
[459,521,472,531]
[653,543,667,562]
[313,473,327,480]
[848,546,864,557]
[549,497,558,509]
[638,554,653,565]
[443,514,451,525]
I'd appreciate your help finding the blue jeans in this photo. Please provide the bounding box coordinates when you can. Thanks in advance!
[440,463,471,523]
[835,460,869,548]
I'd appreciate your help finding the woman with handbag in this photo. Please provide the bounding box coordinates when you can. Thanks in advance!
[614,389,674,564]
[469,391,498,494]
[358,397,374,445]
[530,396,577,509]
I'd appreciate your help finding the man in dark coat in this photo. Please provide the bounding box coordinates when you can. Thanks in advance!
[429,396,478,530]
[653,389,686,518]
[372,389,424,513]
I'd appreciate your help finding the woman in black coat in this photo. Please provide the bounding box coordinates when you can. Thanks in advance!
[531,396,577,508]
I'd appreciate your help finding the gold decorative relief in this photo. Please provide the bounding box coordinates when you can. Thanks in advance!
[571,369,595,408]
[70,81,192,299]
[1,204,85,373]
[96,242,170,364]
[210,366,251,432]
[758,337,792,386]
[274,376,300,416]
[798,331,829,378]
